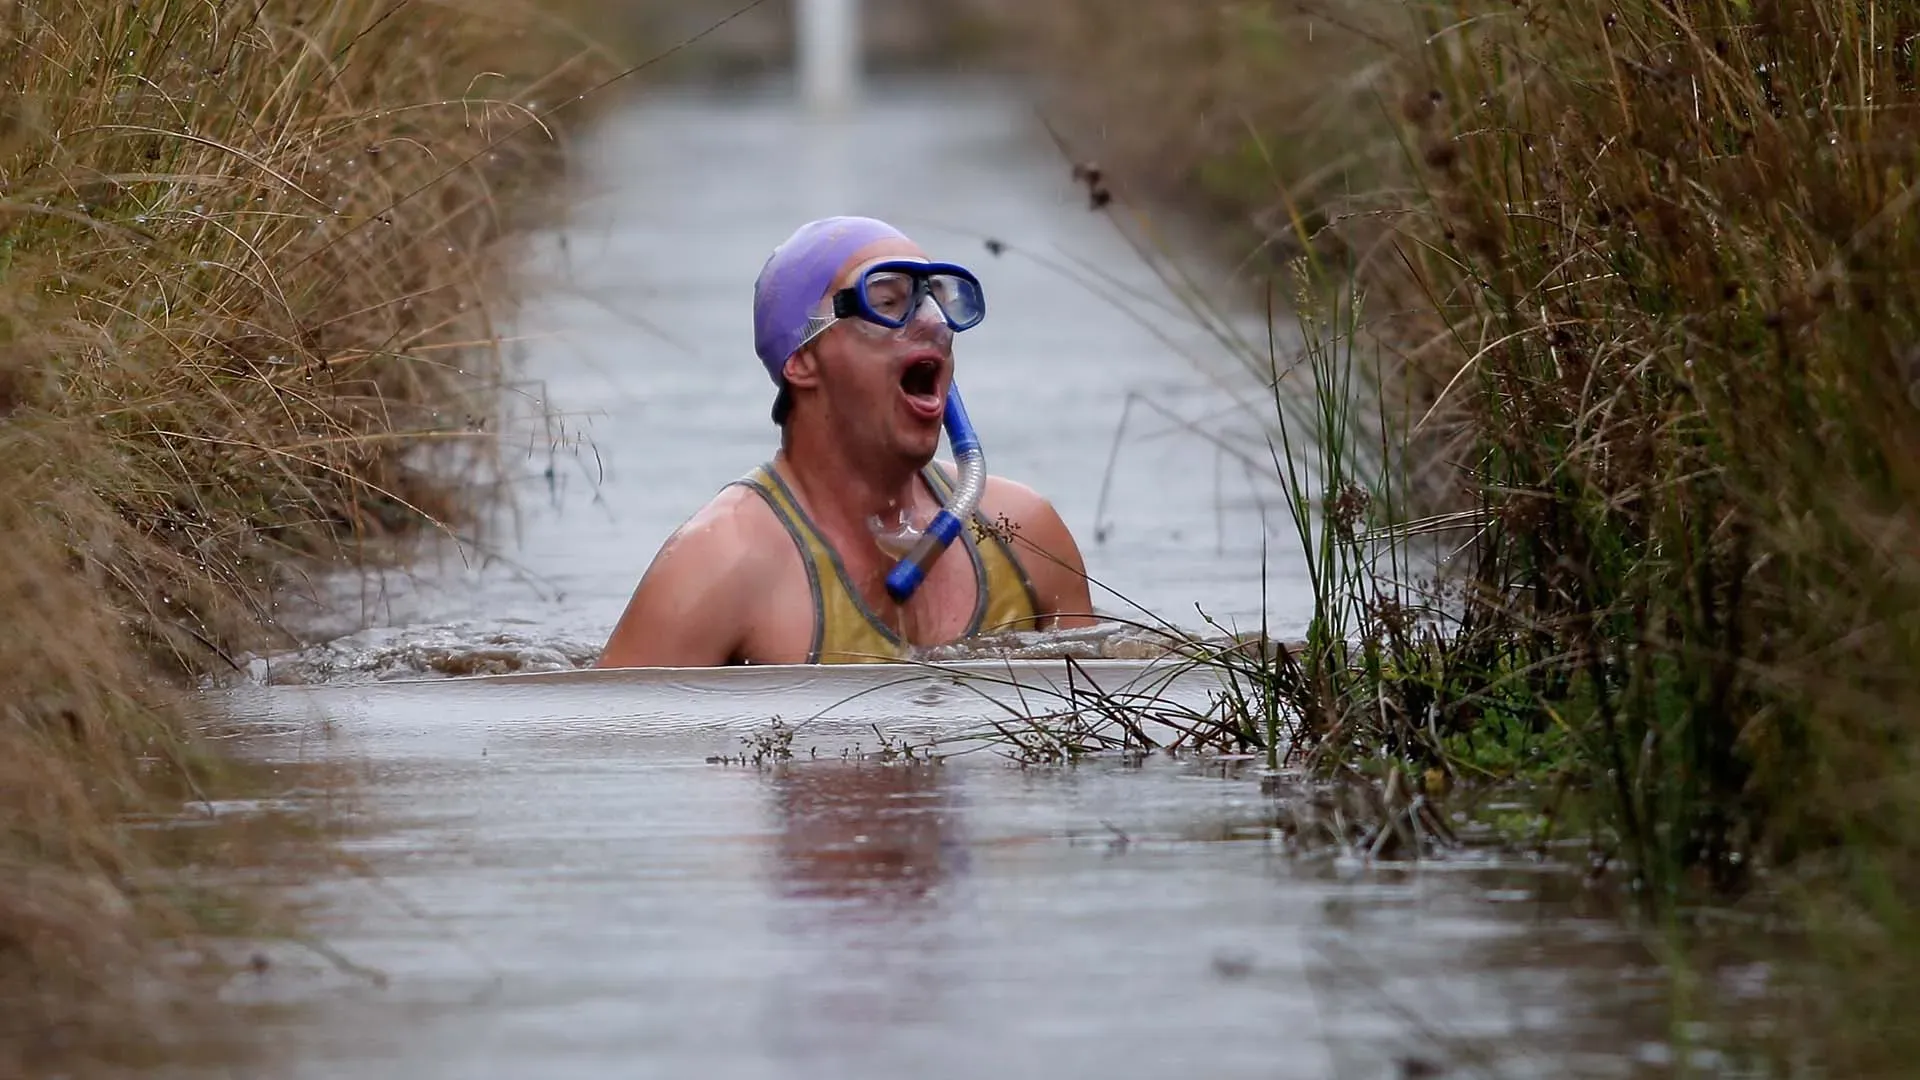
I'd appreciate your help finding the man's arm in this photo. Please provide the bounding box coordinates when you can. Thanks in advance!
[596,507,755,668]
[982,477,1098,629]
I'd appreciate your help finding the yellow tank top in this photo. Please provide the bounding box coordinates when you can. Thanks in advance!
[732,462,1043,663]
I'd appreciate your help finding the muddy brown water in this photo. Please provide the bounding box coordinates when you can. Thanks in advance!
[210,79,1706,1078]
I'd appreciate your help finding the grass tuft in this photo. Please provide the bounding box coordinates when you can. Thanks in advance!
[0,0,610,1069]
[988,0,1920,1067]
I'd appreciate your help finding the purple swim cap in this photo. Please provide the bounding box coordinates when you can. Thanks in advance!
[753,215,908,387]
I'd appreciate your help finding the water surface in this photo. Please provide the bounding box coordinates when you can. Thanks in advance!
[223,668,1674,1080]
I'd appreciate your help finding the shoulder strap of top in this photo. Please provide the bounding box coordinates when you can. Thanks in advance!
[725,464,826,663]
[738,463,915,663]
[922,463,1043,633]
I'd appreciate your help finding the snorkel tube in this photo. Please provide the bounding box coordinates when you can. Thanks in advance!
[884,385,984,603]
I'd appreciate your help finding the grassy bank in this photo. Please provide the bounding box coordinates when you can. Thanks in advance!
[0,0,612,1070]
[989,0,1920,1069]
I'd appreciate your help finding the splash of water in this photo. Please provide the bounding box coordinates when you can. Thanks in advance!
[236,621,1208,687]
[235,622,604,686]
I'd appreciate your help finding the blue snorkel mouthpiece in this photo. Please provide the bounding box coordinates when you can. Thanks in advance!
[885,385,985,603]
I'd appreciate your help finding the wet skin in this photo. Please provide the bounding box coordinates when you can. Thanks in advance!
[597,236,1096,667]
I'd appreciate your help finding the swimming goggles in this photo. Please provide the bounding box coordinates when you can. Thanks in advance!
[797,259,986,351]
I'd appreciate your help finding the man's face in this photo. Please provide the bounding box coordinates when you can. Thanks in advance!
[790,237,954,468]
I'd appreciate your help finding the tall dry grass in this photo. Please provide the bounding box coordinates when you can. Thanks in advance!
[991,0,1920,1069]
[0,0,610,1069]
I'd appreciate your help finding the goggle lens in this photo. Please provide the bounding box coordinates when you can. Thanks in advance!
[838,261,985,332]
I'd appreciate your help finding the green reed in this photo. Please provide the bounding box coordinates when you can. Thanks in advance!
[989,0,1920,1067]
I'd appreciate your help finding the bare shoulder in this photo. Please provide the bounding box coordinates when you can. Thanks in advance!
[975,473,1071,542]
[977,473,1049,517]
[649,483,785,587]
[688,481,789,553]
[974,472,1096,626]
[595,483,787,667]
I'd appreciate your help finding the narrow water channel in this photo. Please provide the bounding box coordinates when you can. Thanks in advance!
[213,78,1684,1079]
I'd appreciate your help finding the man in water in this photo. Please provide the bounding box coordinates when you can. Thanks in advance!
[596,216,1096,667]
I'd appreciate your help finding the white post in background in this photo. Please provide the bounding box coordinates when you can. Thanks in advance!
[797,0,859,113]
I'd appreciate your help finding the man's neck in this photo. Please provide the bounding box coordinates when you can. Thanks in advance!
[776,419,927,542]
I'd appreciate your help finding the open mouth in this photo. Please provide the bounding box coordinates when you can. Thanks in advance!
[899,357,942,400]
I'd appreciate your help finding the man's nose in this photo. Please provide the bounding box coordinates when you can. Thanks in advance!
[902,294,951,340]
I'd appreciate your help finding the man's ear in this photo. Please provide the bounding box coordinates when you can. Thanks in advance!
[783,346,824,391]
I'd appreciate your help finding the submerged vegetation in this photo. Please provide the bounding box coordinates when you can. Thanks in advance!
[992,0,1920,1069]
[0,0,606,1069]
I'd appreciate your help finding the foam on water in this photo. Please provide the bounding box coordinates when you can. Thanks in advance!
[244,619,1213,687]
[241,622,606,685]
